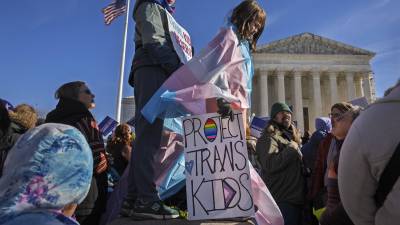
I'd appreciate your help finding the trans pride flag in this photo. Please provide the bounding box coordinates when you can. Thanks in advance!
[140,26,283,225]
[141,26,254,124]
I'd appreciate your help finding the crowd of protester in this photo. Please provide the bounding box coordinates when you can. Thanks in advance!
[1,80,398,225]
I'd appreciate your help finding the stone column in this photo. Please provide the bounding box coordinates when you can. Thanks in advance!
[275,71,286,102]
[363,73,372,103]
[329,72,338,106]
[312,71,322,118]
[355,75,364,97]
[293,71,304,132]
[260,71,269,116]
[346,72,356,100]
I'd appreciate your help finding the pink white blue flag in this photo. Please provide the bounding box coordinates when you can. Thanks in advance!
[141,27,254,124]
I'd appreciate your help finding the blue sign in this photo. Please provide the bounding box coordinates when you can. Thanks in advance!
[98,116,118,136]
[126,116,135,127]
[250,116,269,138]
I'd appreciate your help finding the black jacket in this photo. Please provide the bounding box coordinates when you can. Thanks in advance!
[0,122,27,177]
[46,97,108,174]
[46,98,108,217]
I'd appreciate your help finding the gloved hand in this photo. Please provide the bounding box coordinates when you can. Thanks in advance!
[217,98,234,121]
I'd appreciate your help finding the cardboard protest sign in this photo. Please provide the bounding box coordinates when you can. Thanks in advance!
[98,116,118,136]
[183,112,254,220]
[250,116,269,138]
[166,11,192,63]
[126,116,135,127]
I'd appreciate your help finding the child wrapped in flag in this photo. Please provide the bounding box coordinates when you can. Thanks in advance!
[101,0,283,224]
[140,1,284,224]
[141,1,264,126]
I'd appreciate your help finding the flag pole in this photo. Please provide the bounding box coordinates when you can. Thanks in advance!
[115,0,131,123]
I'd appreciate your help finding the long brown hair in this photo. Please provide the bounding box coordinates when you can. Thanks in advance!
[230,0,266,52]
[107,124,132,174]
[109,123,131,146]
[8,104,38,129]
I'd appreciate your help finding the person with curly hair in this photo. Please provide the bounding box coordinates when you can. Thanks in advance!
[0,103,38,177]
[107,124,133,176]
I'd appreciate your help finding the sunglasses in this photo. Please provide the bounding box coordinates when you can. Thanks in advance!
[329,111,349,122]
[81,89,92,95]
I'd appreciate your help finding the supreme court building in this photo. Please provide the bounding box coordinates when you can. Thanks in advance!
[251,32,376,132]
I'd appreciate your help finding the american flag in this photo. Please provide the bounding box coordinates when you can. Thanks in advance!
[102,0,127,25]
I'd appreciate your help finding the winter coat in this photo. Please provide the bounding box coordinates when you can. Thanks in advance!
[320,139,354,225]
[256,121,305,205]
[46,98,108,174]
[129,0,181,86]
[339,85,400,225]
[301,117,331,171]
[309,133,333,208]
[0,121,28,176]
[45,98,108,217]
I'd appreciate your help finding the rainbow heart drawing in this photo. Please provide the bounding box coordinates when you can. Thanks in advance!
[204,118,218,142]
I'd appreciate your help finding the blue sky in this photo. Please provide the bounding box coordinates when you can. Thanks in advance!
[1,0,399,120]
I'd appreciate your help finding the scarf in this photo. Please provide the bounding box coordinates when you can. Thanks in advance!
[45,98,94,125]
[154,0,175,14]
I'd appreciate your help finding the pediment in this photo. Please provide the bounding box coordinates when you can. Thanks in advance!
[256,32,375,56]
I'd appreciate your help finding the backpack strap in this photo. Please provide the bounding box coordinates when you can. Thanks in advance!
[374,142,400,208]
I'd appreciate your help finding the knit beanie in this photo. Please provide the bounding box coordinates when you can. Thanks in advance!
[270,102,292,119]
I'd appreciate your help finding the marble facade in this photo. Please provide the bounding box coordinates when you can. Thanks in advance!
[252,32,376,132]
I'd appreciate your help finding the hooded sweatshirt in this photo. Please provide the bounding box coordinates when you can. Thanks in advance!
[301,117,332,170]
[339,85,400,225]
